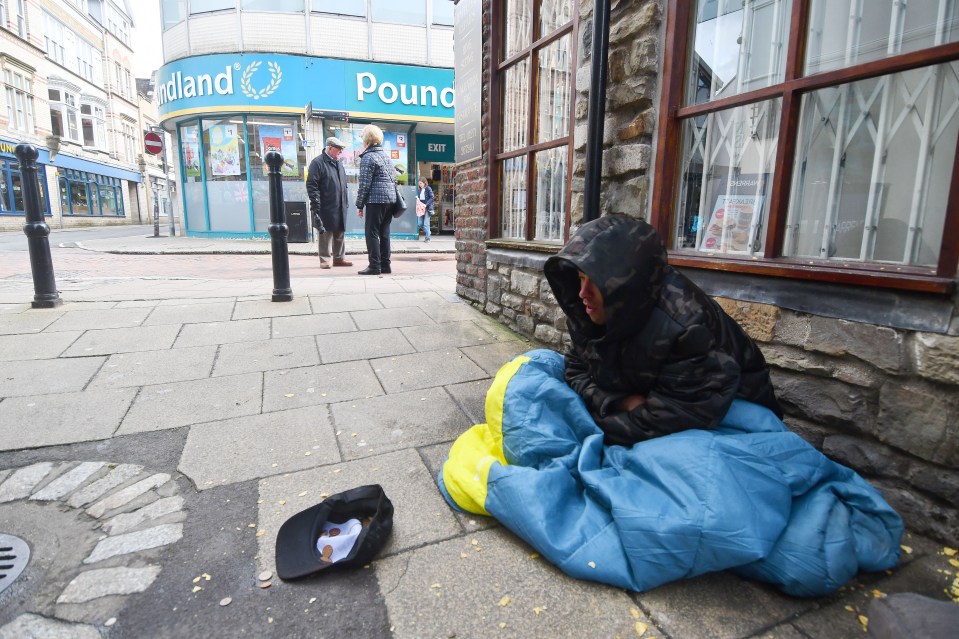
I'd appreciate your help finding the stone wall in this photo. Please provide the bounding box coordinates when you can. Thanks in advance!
[455,0,959,542]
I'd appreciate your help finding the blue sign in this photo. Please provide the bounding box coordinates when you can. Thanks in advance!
[415,134,455,162]
[158,54,455,123]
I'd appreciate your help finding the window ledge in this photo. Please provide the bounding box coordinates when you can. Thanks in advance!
[668,253,954,295]
[486,238,562,254]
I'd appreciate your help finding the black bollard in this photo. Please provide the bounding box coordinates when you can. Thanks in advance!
[265,151,293,302]
[15,144,62,308]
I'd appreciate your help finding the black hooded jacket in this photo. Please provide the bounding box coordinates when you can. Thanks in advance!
[544,215,782,446]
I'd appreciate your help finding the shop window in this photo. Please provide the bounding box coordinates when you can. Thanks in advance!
[241,0,304,12]
[202,118,250,231]
[58,169,124,217]
[48,88,80,143]
[4,69,35,134]
[191,0,235,15]
[0,159,49,216]
[179,122,207,231]
[371,0,426,26]
[162,0,187,29]
[433,0,454,26]
[491,0,575,244]
[246,116,306,232]
[312,0,364,17]
[655,0,959,291]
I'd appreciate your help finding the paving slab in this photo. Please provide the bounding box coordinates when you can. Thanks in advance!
[30,462,108,501]
[271,312,356,338]
[445,378,493,424]
[232,296,312,320]
[156,296,239,306]
[0,388,137,450]
[256,448,459,577]
[0,330,81,360]
[0,311,63,335]
[0,357,106,397]
[370,349,489,394]
[83,523,183,564]
[0,614,100,639]
[460,341,535,376]
[213,336,319,376]
[0,461,54,502]
[178,406,341,489]
[61,325,180,357]
[173,318,270,348]
[331,387,472,460]
[89,346,216,389]
[307,293,382,314]
[350,306,434,330]
[315,327,416,364]
[57,566,162,604]
[142,301,235,325]
[261,360,384,412]
[640,571,813,639]
[0,303,30,314]
[375,527,653,639]
[44,307,152,332]
[375,291,447,308]
[117,372,262,434]
[400,319,499,351]
[421,301,489,323]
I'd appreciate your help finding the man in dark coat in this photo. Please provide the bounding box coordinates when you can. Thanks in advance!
[306,136,352,269]
[543,214,782,447]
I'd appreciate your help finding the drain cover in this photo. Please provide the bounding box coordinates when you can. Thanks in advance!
[0,533,30,595]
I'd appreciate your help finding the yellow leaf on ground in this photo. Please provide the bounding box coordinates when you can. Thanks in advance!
[498,623,507,629]
[192,576,201,583]
[844,605,856,612]
[635,621,648,636]
[949,559,959,569]
[528,553,539,559]
[498,595,511,607]
[533,606,546,615]
[858,615,869,630]
[901,545,913,554]
[460,552,469,559]
[630,608,641,619]
[298,491,307,497]
[256,529,266,537]
[192,586,202,593]
[942,547,957,556]
[284,394,294,398]
[430,583,441,589]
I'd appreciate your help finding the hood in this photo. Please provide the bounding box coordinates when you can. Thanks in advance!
[544,215,667,342]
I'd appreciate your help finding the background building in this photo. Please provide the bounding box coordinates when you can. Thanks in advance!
[454,0,959,542]
[157,0,457,240]
[0,0,154,232]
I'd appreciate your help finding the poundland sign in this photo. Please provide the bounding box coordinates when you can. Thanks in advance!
[157,54,454,123]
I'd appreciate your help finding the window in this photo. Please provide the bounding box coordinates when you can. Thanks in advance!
[191,0,236,14]
[4,69,35,134]
[0,158,49,216]
[655,0,959,291]
[43,13,66,66]
[49,88,80,143]
[80,101,105,148]
[58,169,124,217]
[0,2,5,30]
[75,39,101,83]
[491,0,575,243]
[162,0,187,29]
[241,0,304,12]
[121,121,137,162]
[433,0,454,26]
[371,0,426,25]
[13,0,24,37]
[311,0,364,17]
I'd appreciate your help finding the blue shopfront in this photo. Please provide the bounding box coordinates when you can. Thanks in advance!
[157,54,456,239]
[0,137,140,220]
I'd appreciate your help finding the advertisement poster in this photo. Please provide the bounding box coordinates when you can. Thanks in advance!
[699,193,763,254]
[209,124,240,177]
[382,131,408,184]
[259,125,299,177]
[330,126,365,177]
[183,126,201,178]
[331,126,409,183]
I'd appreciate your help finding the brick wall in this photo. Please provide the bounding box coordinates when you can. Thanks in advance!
[454,0,959,542]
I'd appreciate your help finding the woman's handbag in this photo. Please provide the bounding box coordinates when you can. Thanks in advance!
[416,199,427,216]
[392,186,407,219]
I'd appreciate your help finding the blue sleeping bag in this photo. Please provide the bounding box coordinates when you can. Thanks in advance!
[438,350,903,596]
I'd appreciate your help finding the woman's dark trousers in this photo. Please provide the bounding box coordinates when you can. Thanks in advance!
[364,203,392,272]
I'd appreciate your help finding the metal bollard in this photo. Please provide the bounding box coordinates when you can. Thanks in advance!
[15,144,62,308]
[265,151,293,302]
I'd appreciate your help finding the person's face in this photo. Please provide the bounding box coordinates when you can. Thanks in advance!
[327,145,342,159]
[577,272,606,325]
[418,180,426,188]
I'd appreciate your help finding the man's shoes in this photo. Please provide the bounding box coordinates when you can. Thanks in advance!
[333,259,353,267]
[381,267,392,274]
[357,267,381,275]
[425,238,430,242]
[320,262,332,269]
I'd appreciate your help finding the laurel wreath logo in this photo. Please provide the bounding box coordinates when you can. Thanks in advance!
[240,61,282,100]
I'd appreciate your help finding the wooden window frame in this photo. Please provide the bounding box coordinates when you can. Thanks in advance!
[652,0,959,293]
[488,0,578,248]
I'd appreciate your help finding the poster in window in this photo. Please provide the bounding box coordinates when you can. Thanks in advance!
[698,173,767,254]
[183,126,201,178]
[381,131,408,183]
[209,124,240,177]
[330,126,365,177]
[259,125,299,177]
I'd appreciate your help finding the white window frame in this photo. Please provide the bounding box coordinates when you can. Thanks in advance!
[80,100,106,149]
[13,0,24,38]
[4,68,35,134]
[44,13,67,66]
[49,87,81,143]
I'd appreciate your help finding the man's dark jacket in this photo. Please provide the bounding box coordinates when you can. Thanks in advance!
[544,214,783,446]
[306,150,349,233]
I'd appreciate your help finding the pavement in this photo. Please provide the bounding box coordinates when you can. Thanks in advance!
[0,230,956,639]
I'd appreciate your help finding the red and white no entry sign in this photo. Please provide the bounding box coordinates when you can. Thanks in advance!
[144,131,164,155]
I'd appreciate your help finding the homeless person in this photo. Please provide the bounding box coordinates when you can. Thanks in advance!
[543,214,783,446]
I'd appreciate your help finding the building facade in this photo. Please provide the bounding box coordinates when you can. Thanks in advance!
[0,0,150,232]
[454,0,959,542]
[157,0,457,240]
